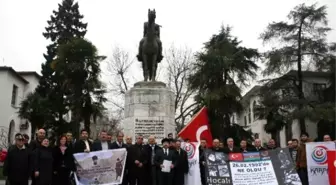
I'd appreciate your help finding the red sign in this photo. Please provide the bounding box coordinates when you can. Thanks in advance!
[327,150,336,185]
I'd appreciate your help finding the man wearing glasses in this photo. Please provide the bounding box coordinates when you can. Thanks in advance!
[3,133,31,185]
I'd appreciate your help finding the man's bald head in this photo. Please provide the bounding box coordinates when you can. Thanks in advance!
[37,129,46,140]
[148,135,156,144]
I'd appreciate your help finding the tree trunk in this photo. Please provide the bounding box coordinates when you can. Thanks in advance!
[297,21,306,134]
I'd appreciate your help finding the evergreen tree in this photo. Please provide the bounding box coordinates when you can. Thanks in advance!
[54,38,106,134]
[19,0,87,135]
[189,26,259,143]
[259,3,332,133]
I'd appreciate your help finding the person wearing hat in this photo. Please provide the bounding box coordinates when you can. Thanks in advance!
[92,155,98,165]
[3,133,31,185]
[297,132,312,185]
[154,138,177,185]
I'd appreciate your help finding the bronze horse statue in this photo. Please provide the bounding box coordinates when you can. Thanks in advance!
[140,9,160,81]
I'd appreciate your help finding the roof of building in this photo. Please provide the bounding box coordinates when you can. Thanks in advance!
[17,71,41,79]
[241,70,330,101]
[0,66,29,84]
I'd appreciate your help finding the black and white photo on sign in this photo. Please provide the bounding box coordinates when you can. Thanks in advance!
[269,149,302,185]
[277,149,291,169]
[218,165,230,177]
[208,165,218,177]
[282,168,302,185]
[215,152,226,164]
[207,153,216,165]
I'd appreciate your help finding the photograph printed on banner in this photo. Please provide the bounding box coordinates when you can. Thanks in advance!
[204,150,232,185]
[74,149,127,185]
[208,165,219,176]
[218,165,230,177]
[269,148,302,185]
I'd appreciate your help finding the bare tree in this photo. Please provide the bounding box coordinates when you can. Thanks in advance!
[106,46,135,111]
[164,45,197,132]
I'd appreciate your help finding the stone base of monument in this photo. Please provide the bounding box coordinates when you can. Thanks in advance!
[122,81,176,144]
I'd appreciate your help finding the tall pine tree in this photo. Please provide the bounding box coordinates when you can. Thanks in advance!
[19,0,87,135]
[259,3,332,133]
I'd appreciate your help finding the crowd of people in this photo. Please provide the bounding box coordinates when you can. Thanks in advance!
[1,127,333,185]
[2,129,189,185]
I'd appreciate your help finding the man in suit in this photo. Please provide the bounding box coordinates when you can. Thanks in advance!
[223,138,240,154]
[155,138,177,185]
[92,131,112,151]
[110,132,128,185]
[145,135,161,185]
[254,139,266,151]
[74,129,92,153]
[174,140,189,185]
[128,135,148,185]
[29,128,46,185]
[199,138,207,185]
[111,132,127,149]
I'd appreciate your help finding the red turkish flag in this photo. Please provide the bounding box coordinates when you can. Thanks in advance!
[178,107,213,147]
[327,150,336,185]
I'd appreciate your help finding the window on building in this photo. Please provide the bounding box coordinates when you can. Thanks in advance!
[11,85,18,106]
[244,116,247,126]
[253,101,257,120]
[248,107,252,124]
[313,83,326,100]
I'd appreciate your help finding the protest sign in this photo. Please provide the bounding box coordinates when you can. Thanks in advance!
[204,148,302,185]
[73,148,127,185]
[181,142,201,185]
[306,142,336,185]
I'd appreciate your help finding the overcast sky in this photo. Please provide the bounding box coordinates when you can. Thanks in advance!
[0,0,335,94]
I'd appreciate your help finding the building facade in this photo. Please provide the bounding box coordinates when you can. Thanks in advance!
[236,71,330,147]
[0,66,40,148]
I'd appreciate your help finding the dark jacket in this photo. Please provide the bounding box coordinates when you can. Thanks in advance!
[53,146,76,172]
[3,146,31,183]
[29,139,42,151]
[74,140,92,153]
[91,140,112,151]
[34,146,53,185]
[174,149,189,185]
[254,146,266,151]
[110,141,128,150]
[199,147,206,185]
[128,143,148,172]
[154,148,177,171]
[223,147,240,154]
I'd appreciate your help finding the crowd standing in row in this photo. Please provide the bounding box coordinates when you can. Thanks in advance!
[2,128,333,185]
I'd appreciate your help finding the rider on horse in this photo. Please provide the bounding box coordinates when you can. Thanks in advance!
[137,11,163,63]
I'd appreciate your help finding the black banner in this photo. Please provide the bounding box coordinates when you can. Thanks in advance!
[204,148,302,185]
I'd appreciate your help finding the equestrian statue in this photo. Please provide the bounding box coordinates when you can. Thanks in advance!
[137,9,163,81]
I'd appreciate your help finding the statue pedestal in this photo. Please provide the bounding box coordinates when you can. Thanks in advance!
[122,81,176,143]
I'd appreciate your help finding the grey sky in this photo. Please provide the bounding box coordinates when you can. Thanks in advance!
[0,0,335,92]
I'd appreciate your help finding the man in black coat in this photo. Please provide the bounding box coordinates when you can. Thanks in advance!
[199,138,207,185]
[74,129,92,153]
[253,139,266,151]
[145,135,161,185]
[111,132,127,149]
[155,138,177,185]
[28,129,46,185]
[128,135,148,185]
[173,140,188,185]
[110,132,128,185]
[223,138,240,154]
[3,133,31,185]
[91,131,112,151]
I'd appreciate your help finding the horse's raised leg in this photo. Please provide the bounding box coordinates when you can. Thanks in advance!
[152,54,157,81]
[143,54,148,81]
